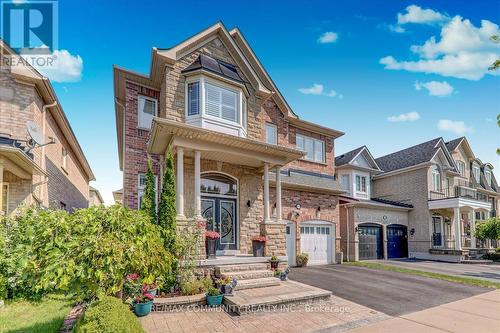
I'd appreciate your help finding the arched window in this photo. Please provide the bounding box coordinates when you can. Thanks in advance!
[201,173,237,197]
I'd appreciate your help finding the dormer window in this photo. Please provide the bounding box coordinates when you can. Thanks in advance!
[472,163,480,182]
[485,169,492,186]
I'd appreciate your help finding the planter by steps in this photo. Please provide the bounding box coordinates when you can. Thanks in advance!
[205,231,220,259]
[251,236,267,257]
[134,301,153,317]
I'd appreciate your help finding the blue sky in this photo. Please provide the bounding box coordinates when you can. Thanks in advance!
[31,0,500,203]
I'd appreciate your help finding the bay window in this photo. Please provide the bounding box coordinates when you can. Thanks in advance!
[187,82,200,116]
[296,134,325,163]
[355,175,367,193]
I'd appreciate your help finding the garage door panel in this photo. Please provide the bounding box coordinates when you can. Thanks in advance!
[359,225,382,260]
[300,223,334,265]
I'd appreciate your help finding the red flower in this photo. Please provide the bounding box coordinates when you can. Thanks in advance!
[144,292,154,301]
[127,273,139,280]
[205,231,221,240]
[197,220,207,229]
[252,235,268,243]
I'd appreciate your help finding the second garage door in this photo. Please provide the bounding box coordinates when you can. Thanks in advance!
[300,222,334,265]
[358,224,382,260]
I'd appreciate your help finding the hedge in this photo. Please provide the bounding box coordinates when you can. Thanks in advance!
[75,296,145,333]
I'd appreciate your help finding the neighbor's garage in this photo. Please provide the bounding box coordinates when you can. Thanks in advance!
[358,224,382,260]
[300,221,335,265]
[387,224,408,259]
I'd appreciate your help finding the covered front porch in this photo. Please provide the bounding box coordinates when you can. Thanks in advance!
[147,118,304,257]
[428,196,494,259]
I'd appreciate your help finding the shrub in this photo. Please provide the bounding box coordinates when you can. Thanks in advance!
[483,252,500,262]
[141,159,157,224]
[1,205,173,300]
[475,218,500,241]
[296,253,309,267]
[75,296,144,333]
[180,276,212,296]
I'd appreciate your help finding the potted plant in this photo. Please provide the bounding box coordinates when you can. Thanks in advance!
[252,235,267,257]
[270,255,280,270]
[205,231,220,259]
[133,291,155,317]
[206,286,224,307]
[296,252,309,267]
[216,275,237,295]
[144,281,158,296]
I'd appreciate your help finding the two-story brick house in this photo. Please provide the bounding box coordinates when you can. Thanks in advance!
[114,23,345,265]
[0,39,95,215]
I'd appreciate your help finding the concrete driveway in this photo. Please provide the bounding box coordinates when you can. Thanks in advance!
[371,259,500,283]
[289,264,492,316]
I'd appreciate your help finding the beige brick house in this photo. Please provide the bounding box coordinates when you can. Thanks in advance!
[114,23,346,265]
[0,39,95,215]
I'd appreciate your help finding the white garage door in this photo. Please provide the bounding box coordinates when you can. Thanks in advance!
[300,222,334,265]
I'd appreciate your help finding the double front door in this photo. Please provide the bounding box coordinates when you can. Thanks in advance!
[201,197,237,251]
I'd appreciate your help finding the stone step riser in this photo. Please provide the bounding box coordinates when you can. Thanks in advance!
[223,270,274,280]
[215,263,268,276]
[235,278,281,290]
[224,294,332,315]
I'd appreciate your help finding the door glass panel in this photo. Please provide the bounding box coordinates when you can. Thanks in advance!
[220,201,235,244]
[202,200,215,231]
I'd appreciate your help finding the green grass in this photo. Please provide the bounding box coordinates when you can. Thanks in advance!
[344,261,500,289]
[0,294,75,333]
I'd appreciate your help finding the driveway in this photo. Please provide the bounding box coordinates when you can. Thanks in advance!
[371,259,500,283]
[289,264,492,316]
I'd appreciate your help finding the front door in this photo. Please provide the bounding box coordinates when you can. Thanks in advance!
[201,197,237,251]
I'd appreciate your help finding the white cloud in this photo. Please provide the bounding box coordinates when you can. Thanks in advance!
[388,24,405,33]
[22,49,83,82]
[415,80,454,96]
[387,111,420,122]
[397,5,448,25]
[298,83,342,98]
[318,32,338,44]
[438,119,474,135]
[380,15,500,80]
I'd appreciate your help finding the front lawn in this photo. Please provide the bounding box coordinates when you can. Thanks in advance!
[0,294,75,333]
[344,261,500,289]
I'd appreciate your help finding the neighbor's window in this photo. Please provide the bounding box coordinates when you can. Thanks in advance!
[341,174,350,192]
[432,167,441,191]
[472,164,480,182]
[265,123,277,145]
[188,82,200,116]
[485,169,492,186]
[62,147,68,170]
[205,82,239,122]
[455,160,465,177]
[296,134,325,163]
[137,95,157,129]
[355,175,367,193]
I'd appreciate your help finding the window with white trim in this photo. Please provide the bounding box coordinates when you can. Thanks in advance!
[485,169,492,186]
[432,167,441,191]
[355,175,367,193]
[265,123,277,145]
[205,82,239,122]
[137,96,157,129]
[472,163,480,182]
[61,147,68,170]
[187,82,200,116]
[455,160,465,176]
[296,134,325,163]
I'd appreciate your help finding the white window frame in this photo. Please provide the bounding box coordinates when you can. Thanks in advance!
[472,164,480,182]
[187,81,200,116]
[265,123,277,145]
[355,174,367,193]
[296,134,325,163]
[485,169,492,186]
[1,183,9,215]
[455,160,465,177]
[341,174,350,193]
[432,168,441,192]
[137,173,158,210]
[137,95,158,130]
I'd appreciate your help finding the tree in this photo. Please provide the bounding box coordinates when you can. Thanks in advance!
[475,217,500,241]
[489,35,500,71]
[141,159,157,224]
[158,150,177,251]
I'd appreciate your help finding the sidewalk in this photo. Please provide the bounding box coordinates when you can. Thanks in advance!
[346,290,500,333]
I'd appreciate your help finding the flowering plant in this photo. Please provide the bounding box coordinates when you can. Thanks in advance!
[134,292,154,304]
[205,231,221,240]
[215,275,232,286]
[251,235,268,243]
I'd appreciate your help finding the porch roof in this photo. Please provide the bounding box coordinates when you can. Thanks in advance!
[428,197,491,211]
[0,146,47,179]
[148,118,305,168]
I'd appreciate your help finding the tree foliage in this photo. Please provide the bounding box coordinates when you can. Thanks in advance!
[140,159,157,224]
[475,217,500,241]
[158,150,177,250]
[0,205,172,300]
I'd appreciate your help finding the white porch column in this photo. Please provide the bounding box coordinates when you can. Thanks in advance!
[454,207,462,250]
[382,224,388,260]
[176,147,184,218]
[263,163,270,222]
[194,150,202,218]
[471,209,476,249]
[275,166,282,223]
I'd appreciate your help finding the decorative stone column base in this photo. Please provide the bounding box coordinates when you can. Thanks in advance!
[260,220,286,257]
[176,216,206,261]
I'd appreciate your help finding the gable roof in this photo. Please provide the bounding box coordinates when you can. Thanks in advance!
[445,137,463,151]
[376,138,457,174]
[445,136,475,159]
[335,146,365,167]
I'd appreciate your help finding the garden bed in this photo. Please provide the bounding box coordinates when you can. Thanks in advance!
[152,293,206,312]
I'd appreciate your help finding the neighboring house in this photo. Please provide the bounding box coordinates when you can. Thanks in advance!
[114,22,345,265]
[0,39,95,215]
[89,186,104,206]
[372,137,499,262]
[336,146,413,261]
[112,188,123,205]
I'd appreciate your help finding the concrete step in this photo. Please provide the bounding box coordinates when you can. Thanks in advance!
[235,277,281,290]
[223,280,332,315]
[223,269,274,280]
[215,263,268,276]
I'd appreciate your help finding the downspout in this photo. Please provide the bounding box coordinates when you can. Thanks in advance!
[40,101,57,204]
[116,98,126,204]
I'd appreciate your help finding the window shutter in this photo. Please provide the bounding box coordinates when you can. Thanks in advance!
[206,84,221,117]
[221,89,237,121]
[188,82,199,116]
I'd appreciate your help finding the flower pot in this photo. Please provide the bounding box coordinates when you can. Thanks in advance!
[206,294,224,307]
[134,301,153,317]
[270,260,279,270]
[252,240,265,257]
[206,239,217,259]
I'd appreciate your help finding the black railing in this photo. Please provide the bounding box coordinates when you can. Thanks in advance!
[432,233,455,249]
[429,186,489,203]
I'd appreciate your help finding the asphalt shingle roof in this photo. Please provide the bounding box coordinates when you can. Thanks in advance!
[181,53,244,83]
[375,138,442,173]
[335,146,365,166]
[445,137,464,152]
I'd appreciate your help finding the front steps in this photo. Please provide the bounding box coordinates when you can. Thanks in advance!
[214,262,332,315]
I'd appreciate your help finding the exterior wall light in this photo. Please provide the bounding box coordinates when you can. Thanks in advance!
[410,228,415,236]
[295,204,301,209]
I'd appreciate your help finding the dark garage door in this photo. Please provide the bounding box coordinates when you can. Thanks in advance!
[359,224,382,260]
[387,225,408,259]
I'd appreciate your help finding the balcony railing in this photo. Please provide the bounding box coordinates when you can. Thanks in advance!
[429,186,489,203]
[432,233,455,249]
